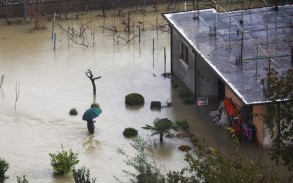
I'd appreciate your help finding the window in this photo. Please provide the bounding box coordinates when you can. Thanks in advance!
[180,41,189,65]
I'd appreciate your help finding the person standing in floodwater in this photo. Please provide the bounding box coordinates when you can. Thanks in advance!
[87,119,95,134]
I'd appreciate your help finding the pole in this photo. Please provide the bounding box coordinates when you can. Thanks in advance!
[139,26,141,43]
[153,38,155,68]
[51,13,56,39]
[153,38,155,55]
[24,0,27,22]
[67,27,70,49]
[164,47,166,74]
[53,33,56,50]
[93,25,95,47]
[156,13,158,40]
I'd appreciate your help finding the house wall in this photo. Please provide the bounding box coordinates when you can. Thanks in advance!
[171,28,196,95]
[171,27,218,98]
[225,86,243,109]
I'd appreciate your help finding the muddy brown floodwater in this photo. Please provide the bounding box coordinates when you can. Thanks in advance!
[0,4,291,183]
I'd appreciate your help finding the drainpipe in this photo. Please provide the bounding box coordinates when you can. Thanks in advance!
[291,47,293,65]
[170,27,173,74]
[192,49,197,98]
[277,103,281,148]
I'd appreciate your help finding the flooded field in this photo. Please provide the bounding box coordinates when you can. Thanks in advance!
[0,3,291,183]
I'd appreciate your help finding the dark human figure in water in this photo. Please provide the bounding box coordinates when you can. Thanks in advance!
[87,119,95,134]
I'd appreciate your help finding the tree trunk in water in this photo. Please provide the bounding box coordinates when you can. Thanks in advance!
[160,133,163,143]
[91,80,96,95]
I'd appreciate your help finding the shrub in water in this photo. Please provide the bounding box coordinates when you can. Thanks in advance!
[178,90,191,99]
[183,98,195,105]
[49,147,79,175]
[69,108,78,115]
[91,103,100,108]
[0,158,9,183]
[125,93,144,106]
[123,128,138,138]
[176,119,189,131]
[72,166,96,183]
[16,175,29,183]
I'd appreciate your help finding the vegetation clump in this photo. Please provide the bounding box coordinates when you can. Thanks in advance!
[49,147,79,175]
[183,98,195,105]
[0,157,9,183]
[69,108,78,115]
[72,166,96,183]
[123,128,138,138]
[178,89,192,99]
[125,93,144,106]
[115,136,276,183]
[175,119,189,131]
[16,175,29,183]
[115,137,166,183]
[178,145,191,152]
[91,103,100,108]
[142,118,176,143]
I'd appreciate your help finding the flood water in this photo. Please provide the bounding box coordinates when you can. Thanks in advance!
[0,4,291,183]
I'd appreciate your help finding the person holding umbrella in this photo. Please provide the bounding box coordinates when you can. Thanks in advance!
[82,107,102,134]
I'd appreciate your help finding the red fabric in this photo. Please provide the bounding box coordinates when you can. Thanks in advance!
[224,98,239,117]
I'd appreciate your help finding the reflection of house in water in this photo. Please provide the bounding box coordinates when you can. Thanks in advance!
[163,5,293,148]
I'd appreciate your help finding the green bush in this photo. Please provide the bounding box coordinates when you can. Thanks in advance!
[49,147,79,175]
[123,128,138,138]
[16,175,29,183]
[0,158,9,183]
[176,119,189,131]
[91,103,100,108]
[125,93,144,106]
[178,90,191,98]
[183,98,195,105]
[72,166,96,183]
[69,108,78,115]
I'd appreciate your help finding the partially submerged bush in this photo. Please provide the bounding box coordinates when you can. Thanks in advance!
[123,128,138,138]
[0,157,9,183]
[69,108,78,115]
[183,98,195,105]
[178,145,191,152]
[72,166,96,183]
[178,90,192,98]
[91,103,100,108]
[16,175,29,183]
[49,147,79,175]
[125,93,144,106]
[176,119,189,131]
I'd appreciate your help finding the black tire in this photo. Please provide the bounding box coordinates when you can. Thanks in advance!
[87,121,95,134]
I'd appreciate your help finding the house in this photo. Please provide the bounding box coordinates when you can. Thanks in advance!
[163,5,293,148]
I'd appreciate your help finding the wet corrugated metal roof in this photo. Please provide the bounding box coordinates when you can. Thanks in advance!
[163,5,293,105]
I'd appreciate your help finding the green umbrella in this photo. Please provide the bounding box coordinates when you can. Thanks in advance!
[82,108,102,121]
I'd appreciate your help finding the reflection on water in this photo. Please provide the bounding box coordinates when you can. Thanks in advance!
[82,135,101,156]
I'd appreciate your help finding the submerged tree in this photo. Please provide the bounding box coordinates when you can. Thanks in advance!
[85,69,101,96]
[114,136,166,183]
[261,68,293,180]
[142,118,176,143]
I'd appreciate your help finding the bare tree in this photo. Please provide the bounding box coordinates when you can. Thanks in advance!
[85,69,101,95]
[27,2,46,29]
